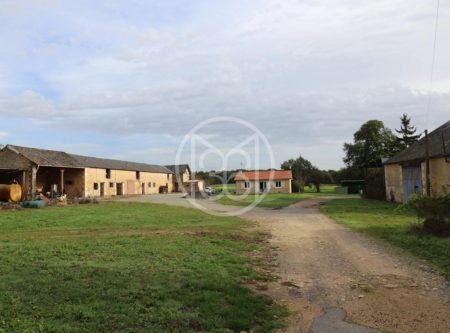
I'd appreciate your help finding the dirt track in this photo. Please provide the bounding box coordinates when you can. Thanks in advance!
[121,195,450,332]
[244,198,450,333]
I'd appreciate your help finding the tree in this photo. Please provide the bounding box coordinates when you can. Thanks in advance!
[309,168,325,193]
[281,156,314,192]
[395,113,421,150]
[343,120,397,167]
[281,155,330,193]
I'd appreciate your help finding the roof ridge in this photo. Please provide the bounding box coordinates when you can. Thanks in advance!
[3,144,174,173]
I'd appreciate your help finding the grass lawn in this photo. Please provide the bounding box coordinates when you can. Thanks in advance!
[0,203,287,333]
[216,184,343,209]
[211,184,236,193]
[321,198,450,278]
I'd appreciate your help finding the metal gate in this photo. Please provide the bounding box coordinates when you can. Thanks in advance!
[402,166,422,202]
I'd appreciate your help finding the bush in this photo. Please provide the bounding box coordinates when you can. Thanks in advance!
[403,194,450,236]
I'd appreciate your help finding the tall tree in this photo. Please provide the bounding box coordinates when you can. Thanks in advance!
[343,120,397,167]
[395,113,421,150]
[281,156,313,192]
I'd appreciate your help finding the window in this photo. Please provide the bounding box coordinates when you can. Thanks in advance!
[148,182,152,188]
[167,174,170,181]
[106,169,111,179]
[109,182,114,188]
[275,181,282,188]
[65,180,73,185]
[244,181,251,189]
[93,183,99,190]
[153,182,156,187]
[136,171,140,180]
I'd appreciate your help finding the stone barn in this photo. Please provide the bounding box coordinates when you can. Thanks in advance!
[384,120,450,203]
[0,145,174,200]
[165,164,191,192]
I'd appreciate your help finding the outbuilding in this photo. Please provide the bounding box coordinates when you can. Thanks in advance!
[384,121,450,203]
[0,144,174,200]
[165,164,191,192]
[234,170,292,194]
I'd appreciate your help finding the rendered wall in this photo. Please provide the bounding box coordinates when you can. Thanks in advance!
[84,168,173,197]
[384,164,403,202]
[235,180,291,194]
[421,157,450,196]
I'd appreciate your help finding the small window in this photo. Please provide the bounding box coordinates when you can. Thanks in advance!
[275,181,282,188]
[93,183,99,190]
[136,171,140,180]
[244,181,251,189]
[153,182,156,187]
[106,169,111,179]
[109,182,114,188]
[148,182,152,188]
[65,180,73,185]
[167,174,170,181]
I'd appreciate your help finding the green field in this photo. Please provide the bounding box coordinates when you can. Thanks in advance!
[0,203,286,333]
[216,185,342,209]
[211,184,236,192]
[321,198,450,277]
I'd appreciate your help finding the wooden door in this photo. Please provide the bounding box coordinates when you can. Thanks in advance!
[402,166,422,202]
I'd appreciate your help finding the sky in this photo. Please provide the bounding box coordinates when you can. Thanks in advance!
[0,0,449,170]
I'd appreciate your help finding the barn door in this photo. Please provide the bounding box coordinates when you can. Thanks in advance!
[402,166,422,202]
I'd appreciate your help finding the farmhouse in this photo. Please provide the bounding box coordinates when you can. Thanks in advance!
[165,164,191,192]
[384,120,450,203]
[234,170,292,194]
[0,144,174,200]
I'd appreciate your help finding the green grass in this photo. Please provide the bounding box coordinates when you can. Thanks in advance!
[216,187,344,209]
[0,203,287,333]
[303,184,337,193]
[211,184,236,192]
[321,198,450,278]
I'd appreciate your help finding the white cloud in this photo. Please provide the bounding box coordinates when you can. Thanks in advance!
[0,0,449,169]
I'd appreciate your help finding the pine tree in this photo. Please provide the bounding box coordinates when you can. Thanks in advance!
[395,114,421,150]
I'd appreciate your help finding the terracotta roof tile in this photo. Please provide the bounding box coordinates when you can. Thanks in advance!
[234,170,292,181]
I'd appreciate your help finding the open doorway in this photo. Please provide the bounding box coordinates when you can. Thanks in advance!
[259,181,267,193]
[116,183,123,196]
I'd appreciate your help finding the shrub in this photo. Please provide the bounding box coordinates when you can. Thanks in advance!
[403,194,450,236]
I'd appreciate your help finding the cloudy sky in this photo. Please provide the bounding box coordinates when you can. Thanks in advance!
[0,0,449,170]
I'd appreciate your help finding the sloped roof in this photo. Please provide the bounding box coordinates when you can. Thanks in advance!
[5,145,80,168]
[165,164,191,174]
[4,145,173,174]
[385,120,450,165]
[234,170,292,181]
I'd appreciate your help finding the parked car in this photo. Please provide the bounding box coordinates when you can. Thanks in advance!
[204,186,215,195]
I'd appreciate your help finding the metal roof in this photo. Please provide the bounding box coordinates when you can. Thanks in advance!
[3,145,173,174]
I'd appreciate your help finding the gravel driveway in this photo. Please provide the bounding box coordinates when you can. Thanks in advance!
[121,194,450,333]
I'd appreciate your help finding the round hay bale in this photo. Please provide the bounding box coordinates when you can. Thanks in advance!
[0,184,23,202]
